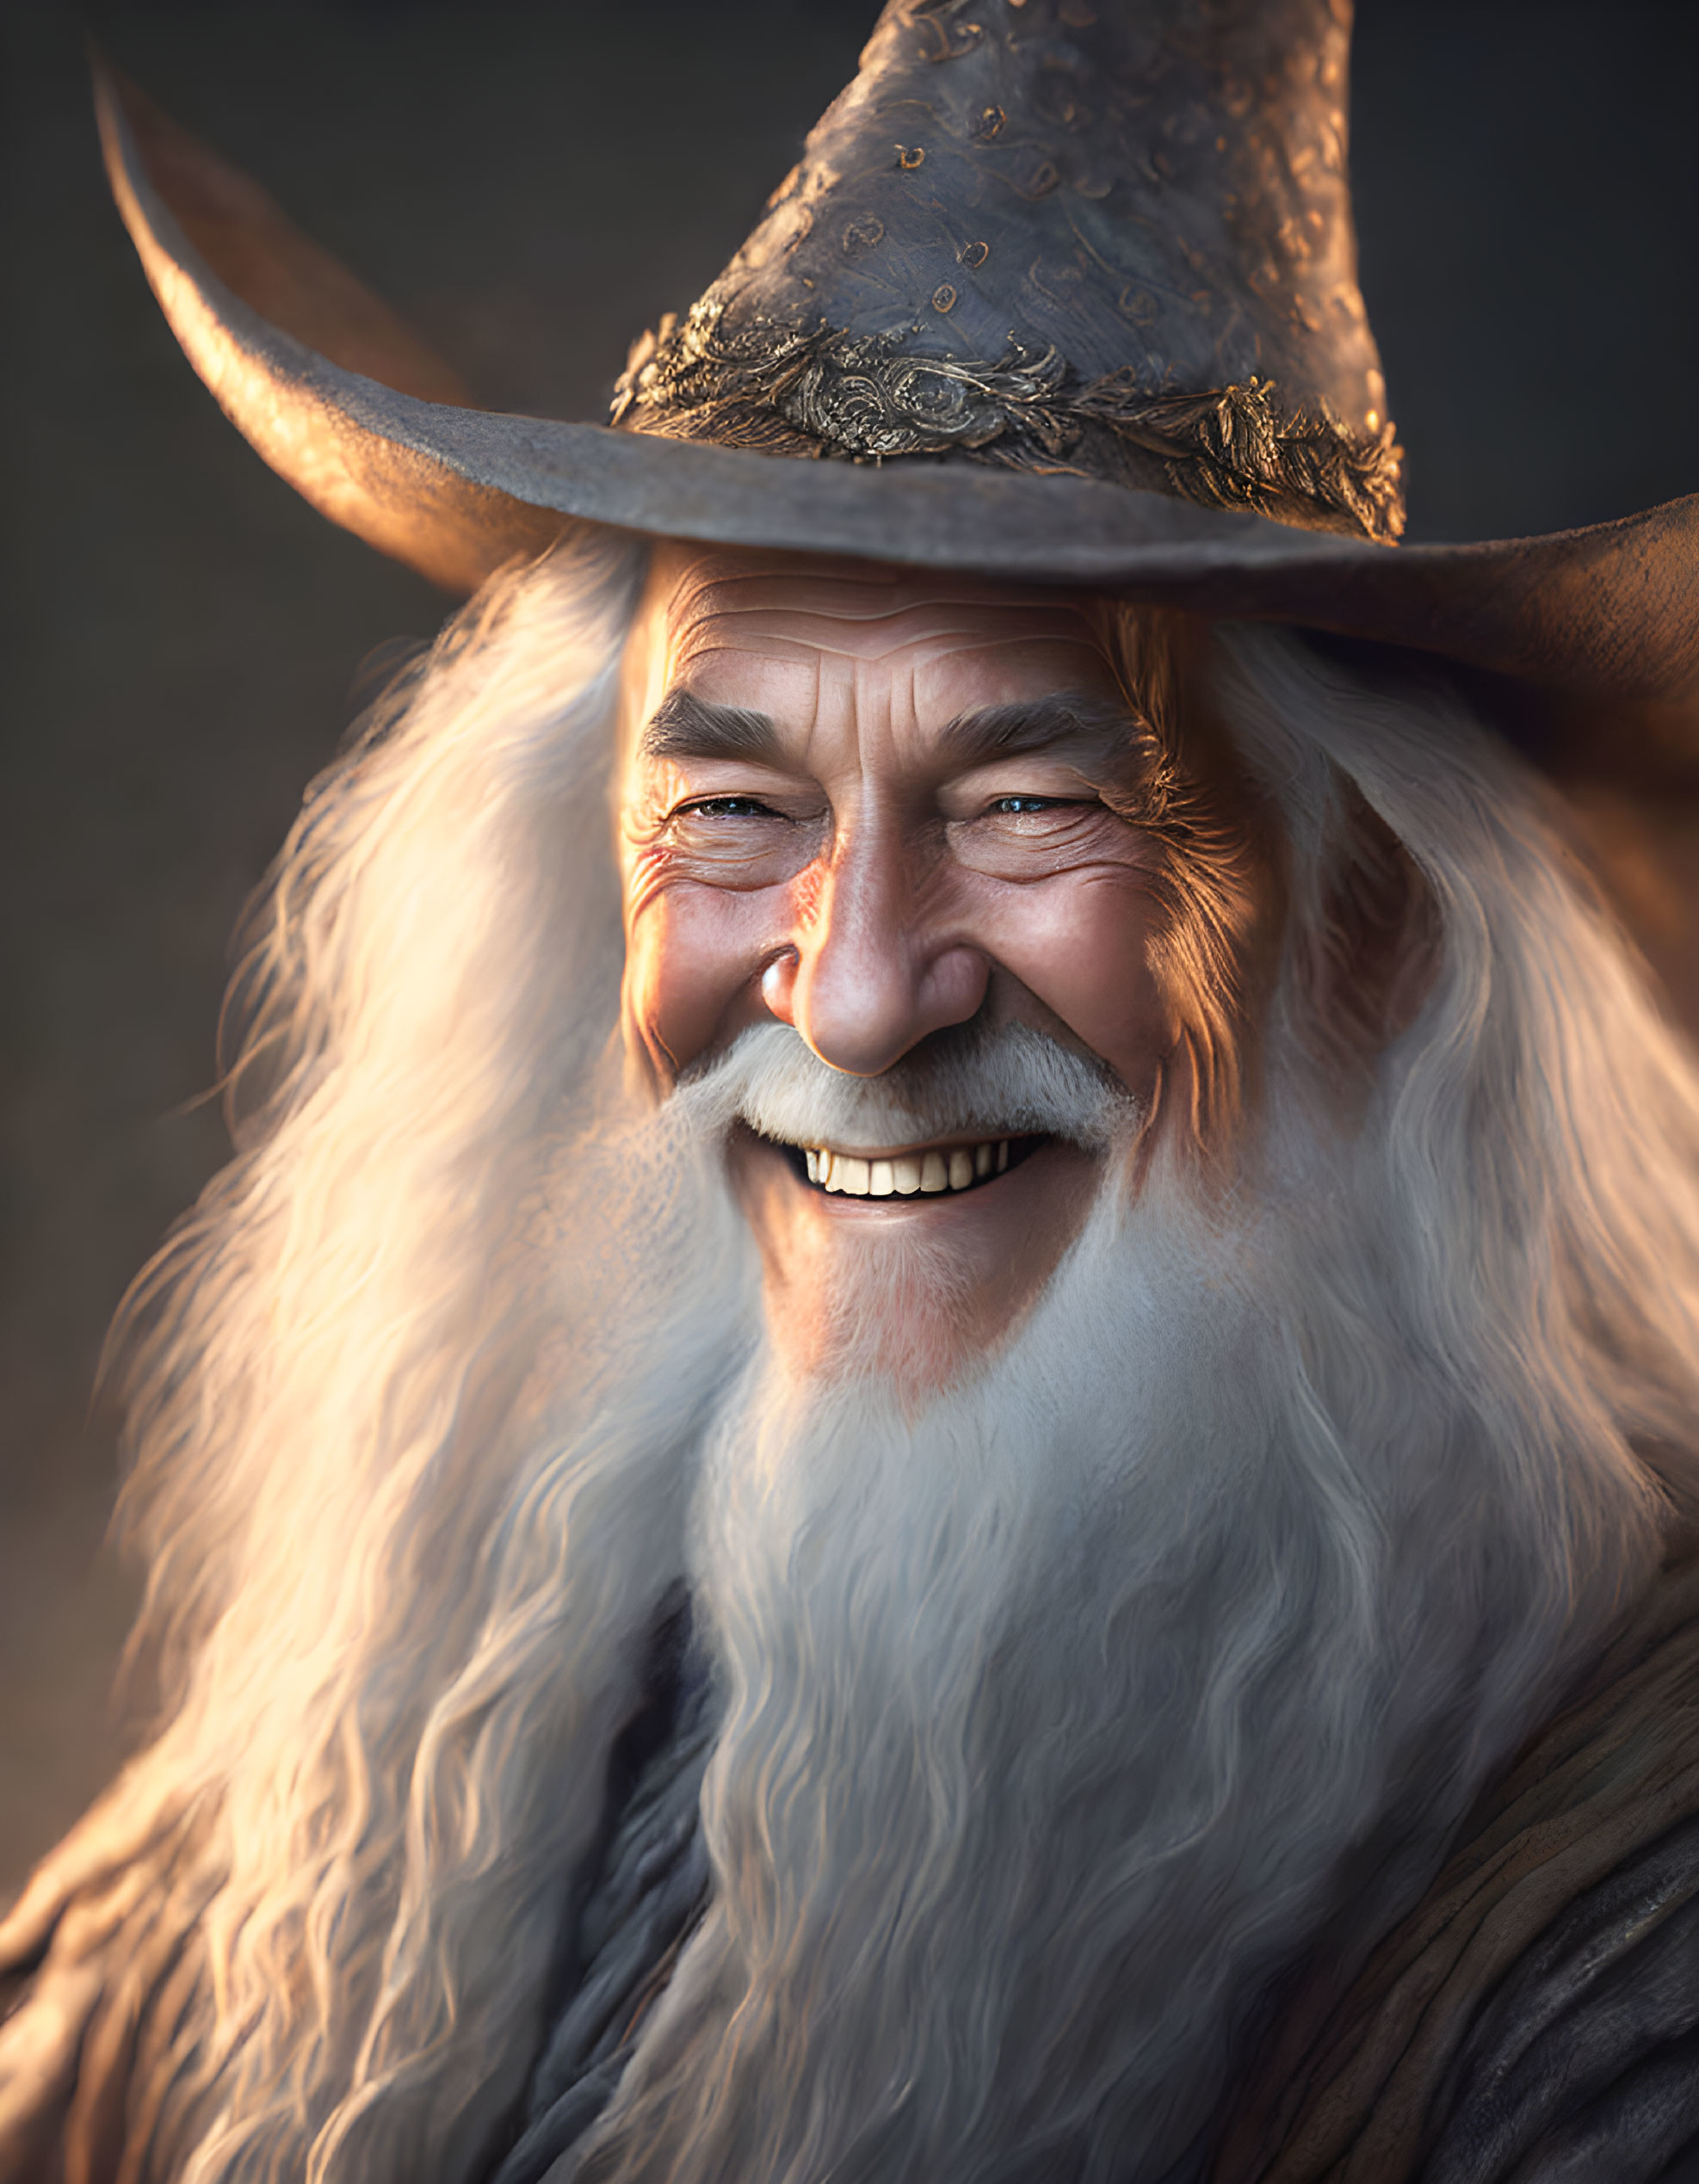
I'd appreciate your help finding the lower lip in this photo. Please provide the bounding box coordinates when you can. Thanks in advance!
[775,1134,1047,1202]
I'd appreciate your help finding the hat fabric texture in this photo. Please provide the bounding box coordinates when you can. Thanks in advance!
[90,1,1699,1025]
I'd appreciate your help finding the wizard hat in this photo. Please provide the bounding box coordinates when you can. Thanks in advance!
[94,5,1698,814]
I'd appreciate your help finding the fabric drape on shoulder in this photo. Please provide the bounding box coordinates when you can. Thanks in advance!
[1214,1558,1699,2184]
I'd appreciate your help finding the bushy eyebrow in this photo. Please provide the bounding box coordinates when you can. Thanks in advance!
[936,691,1144,768]
[639,685,1144,773]
[640,688,782,765]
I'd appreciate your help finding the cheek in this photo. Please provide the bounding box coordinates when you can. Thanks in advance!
[622,882,777,1075]
[981,869,1174,1092]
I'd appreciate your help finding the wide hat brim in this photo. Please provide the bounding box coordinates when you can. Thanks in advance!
[96,59,1699,748]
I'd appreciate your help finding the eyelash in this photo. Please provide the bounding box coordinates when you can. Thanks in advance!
[676,795,782,819]
[675,793,1093,824]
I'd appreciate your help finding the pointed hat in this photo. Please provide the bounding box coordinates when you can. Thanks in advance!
[95,3,1699,761]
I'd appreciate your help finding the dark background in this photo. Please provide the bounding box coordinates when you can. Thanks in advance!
[3,0,1696,1900]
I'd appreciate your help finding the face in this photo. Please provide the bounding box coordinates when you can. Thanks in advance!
[617,545,1230,1383]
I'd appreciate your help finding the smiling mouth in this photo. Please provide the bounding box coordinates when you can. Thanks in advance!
[774,1134,1045,1199]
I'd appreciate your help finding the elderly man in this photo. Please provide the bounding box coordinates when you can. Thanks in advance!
[5,4,1699,2183]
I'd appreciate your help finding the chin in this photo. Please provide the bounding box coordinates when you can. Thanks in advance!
[726,1122,1105,1391]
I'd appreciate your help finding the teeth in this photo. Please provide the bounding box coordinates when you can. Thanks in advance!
[804,1139,1016,1197]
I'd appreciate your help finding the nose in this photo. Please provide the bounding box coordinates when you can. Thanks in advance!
[761,827,987,1077]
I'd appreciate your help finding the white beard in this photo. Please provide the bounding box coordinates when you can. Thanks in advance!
[13,571,1691,2184]
[564,1040,1653,2184]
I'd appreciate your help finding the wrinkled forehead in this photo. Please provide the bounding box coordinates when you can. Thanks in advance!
[621,542,1122,738]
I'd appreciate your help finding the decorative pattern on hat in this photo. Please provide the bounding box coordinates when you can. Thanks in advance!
[615,305,1404,540]
[614,0,1405,543]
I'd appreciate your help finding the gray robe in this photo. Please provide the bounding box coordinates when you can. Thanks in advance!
[491,1564,1699,2184]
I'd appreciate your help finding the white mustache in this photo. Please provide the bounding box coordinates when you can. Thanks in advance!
[670,1020,1136,1153]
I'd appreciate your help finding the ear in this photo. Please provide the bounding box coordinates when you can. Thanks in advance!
[1292,778,1439,1092]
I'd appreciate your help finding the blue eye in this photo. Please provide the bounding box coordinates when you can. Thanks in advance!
[682,796,777,818]
[990,795,1062,815]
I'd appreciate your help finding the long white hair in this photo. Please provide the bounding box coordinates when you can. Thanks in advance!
[0,524,753,2182]
[549,631,1699,2184]
[2,536,1698,2184]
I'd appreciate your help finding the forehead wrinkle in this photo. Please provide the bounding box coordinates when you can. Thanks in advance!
[669,615,1114,679]
[661,577,1105,670]
[657,550,1097,629]
[653,639,1135,793]
[658,566,913,655]
[678,587,1101,632]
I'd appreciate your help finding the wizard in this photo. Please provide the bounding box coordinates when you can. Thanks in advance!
[3,5,1699,2181]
